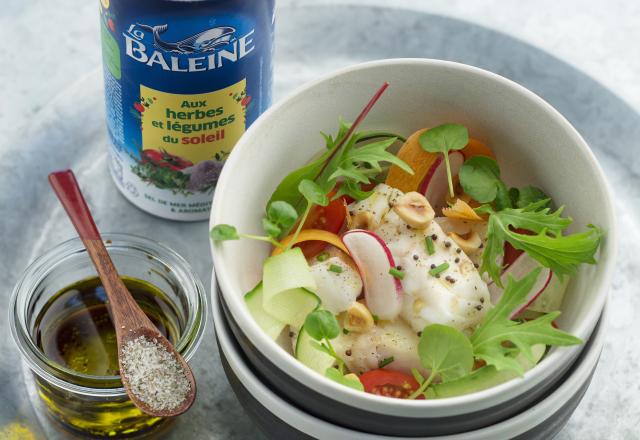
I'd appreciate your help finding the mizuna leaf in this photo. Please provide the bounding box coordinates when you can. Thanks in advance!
[471,269,582,375]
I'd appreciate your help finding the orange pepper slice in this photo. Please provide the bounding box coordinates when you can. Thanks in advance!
[271,229,349,256]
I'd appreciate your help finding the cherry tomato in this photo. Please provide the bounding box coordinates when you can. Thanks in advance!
[296,192,347,258]
[359,369,421,399]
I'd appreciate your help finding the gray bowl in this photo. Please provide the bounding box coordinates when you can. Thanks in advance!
[213,287,606,440]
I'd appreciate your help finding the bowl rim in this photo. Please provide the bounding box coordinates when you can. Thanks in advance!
[211,58,617,417]
[212,278,607,439]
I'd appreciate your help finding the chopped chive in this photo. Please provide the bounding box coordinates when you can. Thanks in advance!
[388,267,405,279]
[372,314,380,323]
[425,236,435,255]
[378,356,395,368]
[317,251,329,262]
[343,328,350,335]
[328,264,343,273]
[429,262,449,277]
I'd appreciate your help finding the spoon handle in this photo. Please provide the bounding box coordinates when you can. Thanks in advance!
[48,170,154,334]
[48,170,101,240]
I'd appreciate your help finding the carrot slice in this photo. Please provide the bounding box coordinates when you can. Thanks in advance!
[385,129,438,192]
[271,229,349,256]
[462,138,495,159]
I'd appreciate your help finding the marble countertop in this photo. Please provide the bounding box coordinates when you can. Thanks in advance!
[1,1,639,439]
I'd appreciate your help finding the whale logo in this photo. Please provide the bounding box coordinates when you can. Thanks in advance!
[136,24,236,55]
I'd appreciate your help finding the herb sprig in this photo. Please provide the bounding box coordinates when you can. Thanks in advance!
[304,310,347,373]
[419,123,469,198]
[409,324,474,399]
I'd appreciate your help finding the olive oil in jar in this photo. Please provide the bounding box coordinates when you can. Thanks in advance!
[31,276,183,438]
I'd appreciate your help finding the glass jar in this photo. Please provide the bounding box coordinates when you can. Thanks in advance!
[9,234,206,438]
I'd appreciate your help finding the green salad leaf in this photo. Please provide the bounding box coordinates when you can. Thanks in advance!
[210,224,239,241]
[419,123,469,197]
[325,367,364,391]
[458,155,502,203]
[298,179,329,207]
[409,324,474,399]
[304,309,340,340]
[304,310,348,373]
[459,156,549,211]
[478,203,602,285]
[329,137,413,183]
[514,186,551,209]
[471,269,582,374]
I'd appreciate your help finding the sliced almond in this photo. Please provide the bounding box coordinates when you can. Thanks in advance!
[344,301,375,332]
[449,231,482,255]
[442,199,485,222]
[392,191,435,229]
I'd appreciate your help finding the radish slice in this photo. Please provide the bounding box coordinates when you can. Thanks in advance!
[419,151,465,209]
[488,253,552,319]
[341,229,402,320]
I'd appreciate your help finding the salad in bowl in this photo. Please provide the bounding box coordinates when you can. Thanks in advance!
[211,83,602,400]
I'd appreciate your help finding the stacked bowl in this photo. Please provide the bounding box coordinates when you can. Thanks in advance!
[210,59,615,439]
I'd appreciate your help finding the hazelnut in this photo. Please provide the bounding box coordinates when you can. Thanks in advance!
[344,301,375,332]
[392,192,435,229]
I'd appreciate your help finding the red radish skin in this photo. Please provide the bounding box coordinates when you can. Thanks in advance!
[488,253,553,319]
[342,229,403,320]
[419,151,465,208]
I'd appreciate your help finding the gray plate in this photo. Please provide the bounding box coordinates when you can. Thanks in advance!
[1,4,637,439]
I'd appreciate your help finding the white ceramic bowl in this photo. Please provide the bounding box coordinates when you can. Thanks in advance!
[212,279,607,439]
[210,59,616,436]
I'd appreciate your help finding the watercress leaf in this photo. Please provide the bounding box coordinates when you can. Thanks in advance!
[304,309,340,341]
[418,324,474,383]
[298,179,329,207]
[508,187,520,207]
[267,201,299,232]
[325,368,364,391]
[411,368,425,385]
[494,181,513,211]
[210,224,240,241]
[516,186,550,209]
[310,340,333,357]
[419,123,469,154]
[471,270,582,374]
[261,218,281,238]
[458,155,502,203]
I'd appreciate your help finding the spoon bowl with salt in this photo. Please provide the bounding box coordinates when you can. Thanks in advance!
[48,169,197,417]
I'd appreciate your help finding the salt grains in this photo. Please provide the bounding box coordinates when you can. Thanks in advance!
[120,336,190,411]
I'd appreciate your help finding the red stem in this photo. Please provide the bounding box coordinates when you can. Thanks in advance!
[314,82,390,180]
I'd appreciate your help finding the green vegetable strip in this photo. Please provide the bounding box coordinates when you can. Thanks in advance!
[329,264,343,274]
[429,262,449,277]
[317,252,329,262]
[388,267,405,279]
[425,236,435,255]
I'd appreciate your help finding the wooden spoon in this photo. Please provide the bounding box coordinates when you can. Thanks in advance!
[48,170,196,417]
